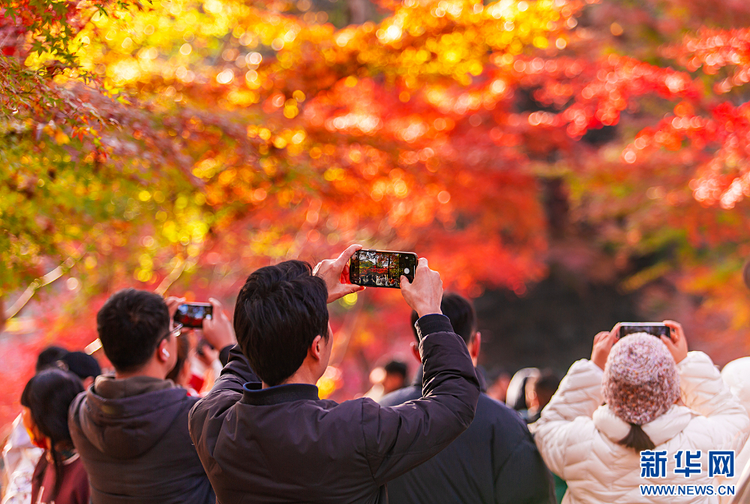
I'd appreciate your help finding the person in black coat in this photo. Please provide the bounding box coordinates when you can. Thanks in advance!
[69,289,236,504]
[380,293,556,504]
[188,245,480,504]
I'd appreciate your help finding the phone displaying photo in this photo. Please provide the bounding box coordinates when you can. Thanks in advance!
[349,249,418,289]
[618,322,671,340]
[174,303,213,329]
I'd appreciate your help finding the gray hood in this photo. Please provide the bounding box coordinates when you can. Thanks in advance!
[71,375,191,459]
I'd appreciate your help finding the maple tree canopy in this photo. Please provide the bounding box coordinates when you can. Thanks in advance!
[2,0,750,423]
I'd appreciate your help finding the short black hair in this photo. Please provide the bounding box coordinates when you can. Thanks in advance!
[534,370,561,396]
[97,288,170,372]
[234,260,329,386]
[21,368,84,499]
[411,292,476,345]
[36,346,68,372]
[59,351,101,380]
[384,360,407,379]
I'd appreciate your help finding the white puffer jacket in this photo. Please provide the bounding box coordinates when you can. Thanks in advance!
[534,351,750,503]
[720,357,750,504]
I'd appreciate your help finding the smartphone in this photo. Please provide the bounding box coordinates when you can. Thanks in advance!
[174,303,213,329]
[349,249,418,289]
[618,322,671,340]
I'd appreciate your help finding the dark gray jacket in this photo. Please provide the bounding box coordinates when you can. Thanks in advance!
[68,376,214,504]
[188,314,480,504]
[380,370,556,504]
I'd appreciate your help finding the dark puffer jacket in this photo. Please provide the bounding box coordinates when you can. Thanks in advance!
[380,370,556,504]
[189,314,480,504]
[68,376,214,504]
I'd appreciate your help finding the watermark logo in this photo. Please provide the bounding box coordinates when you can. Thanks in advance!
[708,451,735,478]
[674,450,702,478]
[639,450,736,497]
[641,450,668,478]
[640,450,736,479]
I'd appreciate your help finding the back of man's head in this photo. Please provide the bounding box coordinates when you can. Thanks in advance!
[383,360,408,393]
[533,370,561,409]
[384,360,407,380]
[410,292,477,345]
[97,288,170,373]
[60,351,102,381]
[234,260,329,386]
[36,346,69,373]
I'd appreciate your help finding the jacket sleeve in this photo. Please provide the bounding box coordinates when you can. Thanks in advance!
[494,434,556,504]
[215,345,260,391]
[678,351,750,452]
[360,314,480,486]
[532,359,603,480]
[188,346,260,450]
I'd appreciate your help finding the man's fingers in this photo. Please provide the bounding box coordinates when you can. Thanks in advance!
[209,297,224,313]
[343,284,365,295]
[400,275,411,288]
[336,244,363,268]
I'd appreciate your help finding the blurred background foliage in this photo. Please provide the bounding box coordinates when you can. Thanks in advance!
[2,0,750,424]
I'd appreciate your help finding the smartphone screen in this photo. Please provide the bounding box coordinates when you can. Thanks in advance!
[618,322,671,340]
[349,249,417,289]
[174,303,213,329]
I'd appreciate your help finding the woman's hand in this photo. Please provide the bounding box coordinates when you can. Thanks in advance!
[591,326,618,370]
[661,320,688,364]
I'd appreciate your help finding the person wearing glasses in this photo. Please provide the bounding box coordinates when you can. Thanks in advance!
[68,289,236,504]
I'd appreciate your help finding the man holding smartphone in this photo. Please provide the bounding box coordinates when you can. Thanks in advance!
[68,289,236,504]
[188,244,480,503]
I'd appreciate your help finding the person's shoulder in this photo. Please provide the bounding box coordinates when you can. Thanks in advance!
[379,386,421,407]
[188,385,241,427]
[477,393,529,429]
[68,389,89,427]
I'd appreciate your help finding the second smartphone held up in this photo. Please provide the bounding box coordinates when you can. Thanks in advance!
[174,303,213,328]
[618,322,671,339]
[349,249,417,289]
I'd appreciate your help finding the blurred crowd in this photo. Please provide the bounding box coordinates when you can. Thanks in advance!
[1,245,750,504]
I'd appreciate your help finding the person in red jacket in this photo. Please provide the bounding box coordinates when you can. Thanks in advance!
[21,369,89,504]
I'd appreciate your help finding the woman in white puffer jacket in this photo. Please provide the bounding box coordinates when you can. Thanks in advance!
[533,322,749,504]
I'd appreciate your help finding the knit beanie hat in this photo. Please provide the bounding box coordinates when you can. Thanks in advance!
[602,333,680,426]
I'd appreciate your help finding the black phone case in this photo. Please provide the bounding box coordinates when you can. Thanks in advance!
[618,324,671,339]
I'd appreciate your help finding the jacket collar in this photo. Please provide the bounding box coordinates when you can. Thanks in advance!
[593,403,694,446]
[241,382,320,405]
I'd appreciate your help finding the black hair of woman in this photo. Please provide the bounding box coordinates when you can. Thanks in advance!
[21,368,84,500]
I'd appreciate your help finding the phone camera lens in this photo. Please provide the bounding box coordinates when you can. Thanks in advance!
[404,268,410,274]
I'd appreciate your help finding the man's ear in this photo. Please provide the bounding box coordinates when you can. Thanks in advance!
[309,335,324,362]
[410,342,421,364]
[157,338,170,363]
[469,332,481,361]
[83,376,95,389]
